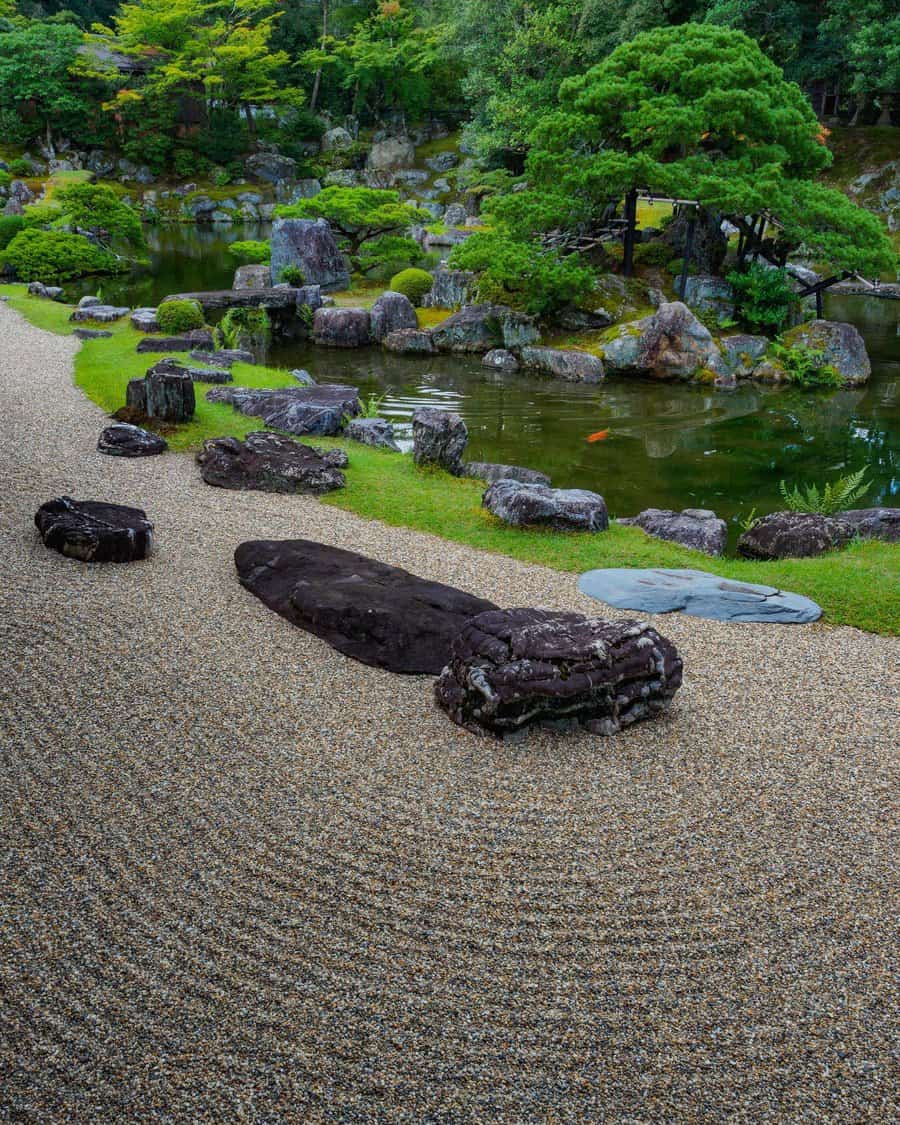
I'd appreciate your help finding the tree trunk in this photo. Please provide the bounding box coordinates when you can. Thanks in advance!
[876,92,894,126]
[243,103,255,139]
[309,0,328,113]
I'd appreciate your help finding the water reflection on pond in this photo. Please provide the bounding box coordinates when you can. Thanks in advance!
[70,224,898,532]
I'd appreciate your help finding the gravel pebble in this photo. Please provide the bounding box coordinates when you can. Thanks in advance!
[1,302,898,1120]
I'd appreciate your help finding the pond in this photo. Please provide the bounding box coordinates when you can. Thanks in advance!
[70,224,899,536]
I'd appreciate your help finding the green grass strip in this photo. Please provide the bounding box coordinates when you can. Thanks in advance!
[3,284,898,635]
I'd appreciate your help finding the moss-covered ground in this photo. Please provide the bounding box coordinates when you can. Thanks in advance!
[3,283,897,635]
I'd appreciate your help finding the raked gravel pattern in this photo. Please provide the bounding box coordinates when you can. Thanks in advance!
[0,301,898,1121]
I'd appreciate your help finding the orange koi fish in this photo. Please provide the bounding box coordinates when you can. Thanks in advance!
[586,429,610,443]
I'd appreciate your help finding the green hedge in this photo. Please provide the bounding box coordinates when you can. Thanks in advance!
[0,229,120,282]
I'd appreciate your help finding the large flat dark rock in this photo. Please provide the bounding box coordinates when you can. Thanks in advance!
[136,331,214,353]
[206,384,361,436]
[160,287,317,312]
[234,539,499,674]
[578,567,822,624]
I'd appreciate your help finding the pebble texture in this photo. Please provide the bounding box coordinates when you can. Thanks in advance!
[1,302,898,1119]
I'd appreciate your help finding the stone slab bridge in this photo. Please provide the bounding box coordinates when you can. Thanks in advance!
[161,286,323,340]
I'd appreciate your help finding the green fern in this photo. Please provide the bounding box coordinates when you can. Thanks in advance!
[779,468,871,515]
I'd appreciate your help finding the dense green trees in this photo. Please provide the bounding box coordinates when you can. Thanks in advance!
[496,24,894,276]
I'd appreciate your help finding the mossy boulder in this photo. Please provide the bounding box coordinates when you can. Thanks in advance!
[781,320,871,386]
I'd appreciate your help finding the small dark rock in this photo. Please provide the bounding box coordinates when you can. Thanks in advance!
[839,507,900,543]
[137,330,214,353]
[737,511,855,560]
[98,423,167,458]
[312,306,372,347]
[35,497,153,563]
[189,349,255,367]
[197,432,346,494]
[346,417,401,452]
[483,480,608,532]
[382,328,436,355]
[482,349,519,373]
[73,328,112,340]
[412,408,468,475]
[618,508,727,556]
[130,307,160,333]
[462,462,550,487]
[435,610,683,739]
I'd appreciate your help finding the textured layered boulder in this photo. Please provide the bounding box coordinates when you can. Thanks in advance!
[97,423,167,458]
[197,432,346,494]
[412,408,468,475]
[269,218,350,291]
[435,610,683,739]
[431,304,540,353]
[483,480,608,532]
[518,347,605,383]
[602,301,724,380]
[136,330,214,353]
[383,328,436,355]
[130,307,160,333]
[205,383,360,436]
[35,497,154,563]
[234,539,498,674]
[346,417,401,452]
[482,349,520,373]
[367,135,415,171]
[73,328,112,340]
[737,512,855,560]
[127,363,195,422]
[781,320,871,385]
[370,291,418,342]
[618,508,727,556]
[233,264,272,290]
[27,282,64,300]
[312,306,372,347]
[683,275,735,319]
[462,462,550,487]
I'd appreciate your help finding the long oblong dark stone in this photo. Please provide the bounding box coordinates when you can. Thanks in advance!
[234,539,498,674]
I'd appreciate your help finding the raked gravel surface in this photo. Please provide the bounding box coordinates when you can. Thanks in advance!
[0,300,898,1121]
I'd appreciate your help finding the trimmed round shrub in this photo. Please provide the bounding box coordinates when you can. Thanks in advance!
[228,240,270,264]
[389,267,433,306]
[157,299,205,334]
[0,228,118,282]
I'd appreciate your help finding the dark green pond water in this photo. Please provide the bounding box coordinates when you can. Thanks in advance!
[69,225,899,533]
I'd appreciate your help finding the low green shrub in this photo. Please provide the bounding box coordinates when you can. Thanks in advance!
[666,257,699,277]
[278,264,305,286]
[727,261,794,333]
[768,340,843,387]
[779,468,870,515]
[0,229,119,282]
[7,158,33,178]
[228,240,270,264]
[633,241,675,267]
[389,267,434,305]
[157,299,205,334]
[0,214,24,250]
[0,170,10,189]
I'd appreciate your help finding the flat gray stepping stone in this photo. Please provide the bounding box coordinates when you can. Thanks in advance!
[578,567,822,624]
[35,497,153,563]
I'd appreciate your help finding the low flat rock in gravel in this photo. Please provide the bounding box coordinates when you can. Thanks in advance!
[97,422,167,458]
[197,433,346,494]
[484,479,608,532]
[206,384,361,436]
[189,348,255,367]
[136,330,214,353]
[34,496,154,563]
[435,609,683,739]
[69,305,130,324]
[617,508,727,556]
[235,539,498,674]
[578,567,822,624]
[72,328,112,340]
[463,461,550,487]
